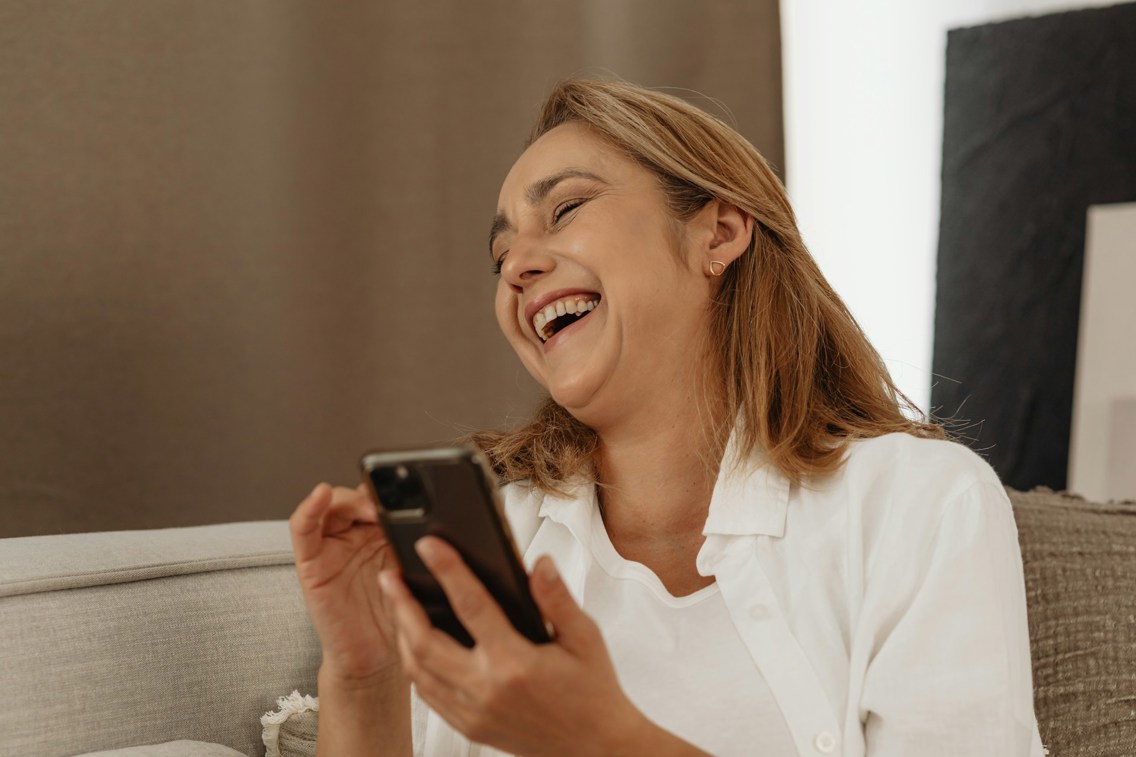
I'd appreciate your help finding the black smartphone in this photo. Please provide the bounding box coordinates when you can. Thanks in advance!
[360,446,550,648]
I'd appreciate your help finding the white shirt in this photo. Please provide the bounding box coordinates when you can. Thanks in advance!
[414,432,1047,757]
[578,489,800,755]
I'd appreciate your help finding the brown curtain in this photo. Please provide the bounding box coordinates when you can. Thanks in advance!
[0,0,783,537]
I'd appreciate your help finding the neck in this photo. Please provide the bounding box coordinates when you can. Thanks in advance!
[593,397,728,545]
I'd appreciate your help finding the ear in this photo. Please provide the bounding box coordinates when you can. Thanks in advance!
[687,200,753,276]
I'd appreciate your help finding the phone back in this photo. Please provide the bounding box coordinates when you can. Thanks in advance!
[361,448,549,647]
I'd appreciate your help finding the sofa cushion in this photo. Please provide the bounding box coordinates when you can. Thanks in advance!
[0,521,321,757]
[77,741,247,756]
[1009,487,1136,757]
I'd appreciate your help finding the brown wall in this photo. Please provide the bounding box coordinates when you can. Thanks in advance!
[0,1,783,537]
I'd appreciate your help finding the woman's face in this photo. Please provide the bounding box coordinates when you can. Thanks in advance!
[491,122,717,431]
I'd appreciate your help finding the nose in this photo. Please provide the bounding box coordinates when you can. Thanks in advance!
[500,236,555,290]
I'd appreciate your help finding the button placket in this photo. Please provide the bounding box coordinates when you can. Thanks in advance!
[712,537,843,757]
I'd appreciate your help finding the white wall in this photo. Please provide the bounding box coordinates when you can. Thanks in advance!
[1068,203,1136,501]
[781,0,1119,416]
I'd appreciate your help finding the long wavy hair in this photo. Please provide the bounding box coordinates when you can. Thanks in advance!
[469,77,944,491]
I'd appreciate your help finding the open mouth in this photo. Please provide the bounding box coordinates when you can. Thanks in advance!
[532,294,601,342]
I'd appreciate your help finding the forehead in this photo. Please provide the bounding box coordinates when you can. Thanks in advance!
[497,122,632,206]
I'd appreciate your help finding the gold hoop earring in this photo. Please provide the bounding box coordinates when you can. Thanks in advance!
[708,260,726,277]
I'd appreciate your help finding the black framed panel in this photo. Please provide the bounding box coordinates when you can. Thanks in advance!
[932,3,1136,490]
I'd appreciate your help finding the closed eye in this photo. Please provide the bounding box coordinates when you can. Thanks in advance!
[553,199,585,223]
[491,252,507,276]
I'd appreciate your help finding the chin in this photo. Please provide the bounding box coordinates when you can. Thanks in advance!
[547,376,616,429]
[549,385,592,414]
[547,375,591,408]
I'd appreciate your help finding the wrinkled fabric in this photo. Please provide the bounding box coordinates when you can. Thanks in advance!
[416,433,1045,757]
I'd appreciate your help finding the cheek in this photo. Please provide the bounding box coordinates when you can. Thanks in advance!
[493,283,516,337]
[494,282,549,388]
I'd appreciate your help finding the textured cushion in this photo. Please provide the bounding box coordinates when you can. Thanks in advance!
[1009,488,1136,757]
[0,521,321,757]
[77,741,247,756]
[261,691,319,757]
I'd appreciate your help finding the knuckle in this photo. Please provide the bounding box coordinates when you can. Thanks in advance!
[497,659,524,686]
[399,648,422,678]
[492,657,531,696]
[452,591,486,620]
[330,485,361,504]
[480,689,512,726]
[405,634,433,663]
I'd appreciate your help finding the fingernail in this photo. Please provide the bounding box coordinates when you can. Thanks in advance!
[414,537,438,563]
[378,570,397,594]
[308,482,323,498]
[538,557,560,584]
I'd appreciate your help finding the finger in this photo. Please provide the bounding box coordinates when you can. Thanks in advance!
[415,537,515,648]
[530,555,599,657]
[321,496,379,536]
[396,630,462,707]
[289,483,333,560]
[380,569,471,687]
[397,633,479,740]
[330,485,369,507]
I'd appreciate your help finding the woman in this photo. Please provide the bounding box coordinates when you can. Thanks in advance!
[290,78,1044,756]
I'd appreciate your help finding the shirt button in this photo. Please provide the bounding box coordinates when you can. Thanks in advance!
[814,731,837,753]
[748,604,770,621]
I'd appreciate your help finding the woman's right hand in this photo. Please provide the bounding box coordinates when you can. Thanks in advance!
[289,483,400,684]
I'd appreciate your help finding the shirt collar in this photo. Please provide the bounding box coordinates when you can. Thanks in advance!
[702,429,791,538]
[530,432,791,539]
[535,477,596,538]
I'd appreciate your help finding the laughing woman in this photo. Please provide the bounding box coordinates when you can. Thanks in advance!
[289,79,1045,757]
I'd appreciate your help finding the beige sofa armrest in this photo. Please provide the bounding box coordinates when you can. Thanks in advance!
[0,521,320,757]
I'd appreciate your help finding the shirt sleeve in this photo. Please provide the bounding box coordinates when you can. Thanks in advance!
[857,480,1046,757]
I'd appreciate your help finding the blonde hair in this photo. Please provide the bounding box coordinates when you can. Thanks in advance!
[469,77,944,491]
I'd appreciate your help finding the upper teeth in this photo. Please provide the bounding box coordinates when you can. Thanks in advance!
[532,296,599,340]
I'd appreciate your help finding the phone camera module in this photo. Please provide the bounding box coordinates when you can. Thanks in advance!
[370,464,428,512]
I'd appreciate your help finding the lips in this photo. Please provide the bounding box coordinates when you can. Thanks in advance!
[523,289,602,343]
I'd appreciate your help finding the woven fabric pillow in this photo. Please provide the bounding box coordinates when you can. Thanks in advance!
[262,691,319,757]
[1009,487,1136,757]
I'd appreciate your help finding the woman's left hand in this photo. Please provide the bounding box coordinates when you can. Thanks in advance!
[379,536,649,757]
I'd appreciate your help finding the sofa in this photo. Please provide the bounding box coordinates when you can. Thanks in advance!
[1,488,1133,757]
[0,522,320,757]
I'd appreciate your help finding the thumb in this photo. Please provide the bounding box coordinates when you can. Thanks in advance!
[530,555,599,657]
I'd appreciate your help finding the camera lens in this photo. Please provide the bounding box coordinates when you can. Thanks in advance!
[370,464,428,512]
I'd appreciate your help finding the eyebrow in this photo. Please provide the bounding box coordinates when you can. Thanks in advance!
[488,168,606,256]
